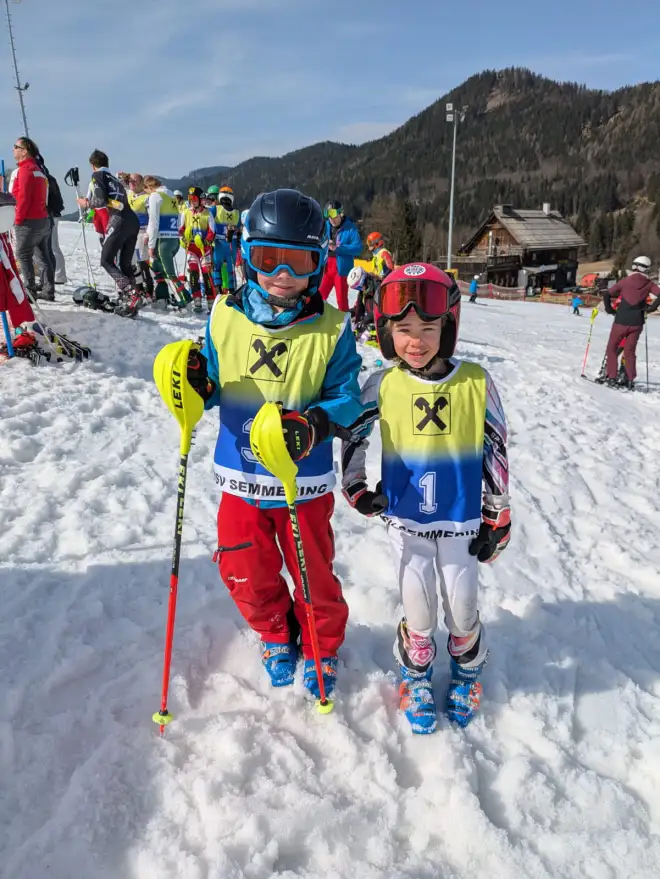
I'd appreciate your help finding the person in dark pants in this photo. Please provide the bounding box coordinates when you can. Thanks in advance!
[76,149,139,294]
[603,256,660,389]
[9,136,56,301]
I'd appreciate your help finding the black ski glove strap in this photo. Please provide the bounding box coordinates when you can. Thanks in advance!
[469,502,511,563]
[343,480,389,517]
[187,349,216,402]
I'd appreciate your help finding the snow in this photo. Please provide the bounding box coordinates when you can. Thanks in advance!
[2,222,660,878]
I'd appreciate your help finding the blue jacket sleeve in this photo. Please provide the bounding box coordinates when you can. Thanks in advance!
[309,316,365,430]
[334,223,363,258]
[201,316,221,410]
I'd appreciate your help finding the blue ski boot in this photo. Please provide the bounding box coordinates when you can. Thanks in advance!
[446,656,487,727]
[261,642,298,687]
[399,666,438,734]
[303,657,338,700]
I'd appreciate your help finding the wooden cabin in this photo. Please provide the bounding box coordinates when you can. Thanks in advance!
[457,204,586,292]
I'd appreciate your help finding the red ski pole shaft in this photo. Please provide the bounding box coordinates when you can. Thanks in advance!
[288,502,328,706]
[154,451,189,734]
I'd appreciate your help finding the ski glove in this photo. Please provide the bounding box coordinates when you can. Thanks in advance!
[187,349,216,402]
[469,500,511,563]
[281,407,329,461]
[343,480,388,517]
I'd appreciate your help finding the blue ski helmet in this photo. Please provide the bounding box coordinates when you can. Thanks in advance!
[241,189,329,302]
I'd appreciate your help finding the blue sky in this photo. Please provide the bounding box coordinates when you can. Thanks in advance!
[2,0,659,211]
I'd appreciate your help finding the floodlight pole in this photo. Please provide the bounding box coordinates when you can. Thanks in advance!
[5,0,30,137]
[446,103,467,271]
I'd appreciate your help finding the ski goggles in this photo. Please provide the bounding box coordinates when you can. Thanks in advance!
[377,279,454,321]
[246,242,322,278]
[324,207,342,219]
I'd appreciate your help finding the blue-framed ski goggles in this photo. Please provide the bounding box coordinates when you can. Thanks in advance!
[245,240,324,279]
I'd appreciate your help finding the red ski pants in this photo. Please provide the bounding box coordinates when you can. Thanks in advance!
[606,323,643,380]
[319,256,350,310]
[216,493,348,657]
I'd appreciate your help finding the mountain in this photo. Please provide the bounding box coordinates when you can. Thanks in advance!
[173,69,660,266]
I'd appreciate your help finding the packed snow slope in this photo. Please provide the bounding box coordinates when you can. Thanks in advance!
[1,223,660,879]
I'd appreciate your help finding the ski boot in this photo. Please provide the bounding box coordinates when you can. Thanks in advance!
[114,289,145,318]
[620,377,635,391]
[399,666,437,734]
[303,657,338,700]
[192,298,204,314]
[261,642,298,687]
[446,656,487,727]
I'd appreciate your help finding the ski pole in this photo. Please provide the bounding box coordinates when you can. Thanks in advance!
[645,317,649,393]
[250,401,334,714]
[152,340,205,734]
[65,167,96,290]
[580,307,599,377]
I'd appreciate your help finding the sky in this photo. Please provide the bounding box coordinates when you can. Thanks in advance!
[2,0,659,210]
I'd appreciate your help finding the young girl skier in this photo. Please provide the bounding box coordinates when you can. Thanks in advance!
[179,186,216,313]
[342,263,510,732]
[186,189,363,699]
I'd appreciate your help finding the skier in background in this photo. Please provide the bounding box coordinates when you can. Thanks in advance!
[366,231,394,279]
[76,149,140,310]
[603,256,660,389]
[127,173,154,299]
[179,186,216,313]
[342,263,510,734]
[143,175,188,309]
[469,275,479,303]
[572,294,584,315]
[185,188,363,701]
[319,200,362,311]
[207,185,240,294]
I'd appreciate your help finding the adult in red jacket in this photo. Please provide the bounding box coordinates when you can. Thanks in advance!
[603,256,660,388]
[10,137,56,301]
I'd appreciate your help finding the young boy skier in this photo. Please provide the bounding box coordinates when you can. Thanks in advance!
[179,186,216,313]
[342,263,510,732]
[186,189,364,699]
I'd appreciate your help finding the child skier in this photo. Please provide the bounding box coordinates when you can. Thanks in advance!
[342,263,510,733]
[347,265,378,337]
[572,294,584,315]
[366,231,394,280]
[207,184,240,294]
[179,186,216,313]
[186,189,363,699]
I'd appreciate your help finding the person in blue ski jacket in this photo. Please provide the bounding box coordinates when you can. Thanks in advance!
[572,294,584,315]
[186,188,364,702]
[318,200,362,311]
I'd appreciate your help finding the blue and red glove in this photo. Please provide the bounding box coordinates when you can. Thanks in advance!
[281,407,329,461]
[469,499,511,563]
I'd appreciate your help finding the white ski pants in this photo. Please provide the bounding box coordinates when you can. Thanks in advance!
[387,526,487,667]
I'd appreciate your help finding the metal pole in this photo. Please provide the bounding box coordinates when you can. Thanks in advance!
[5,0,29,137]
[447,115,458,270]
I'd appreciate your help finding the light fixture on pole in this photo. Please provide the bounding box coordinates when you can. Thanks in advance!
[4,0,30,137]
[446,102,467,271]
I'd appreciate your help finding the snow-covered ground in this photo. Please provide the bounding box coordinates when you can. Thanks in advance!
[2,222,660,879]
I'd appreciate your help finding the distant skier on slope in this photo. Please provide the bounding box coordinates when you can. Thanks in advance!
[602,256,660,389]
[184,189,363,701]
[342,263,510,734]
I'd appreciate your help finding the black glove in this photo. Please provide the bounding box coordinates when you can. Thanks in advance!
[281,407,329,461]
[343,480,388,517]
[187,349,216,402]
[469,500,511,563]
